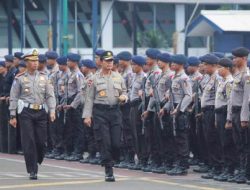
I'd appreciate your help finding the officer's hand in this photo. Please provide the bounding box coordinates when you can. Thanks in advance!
[0,96,6,101]
[159,109,165,117]
[149,88,154,97]
[50,112,56,122]
[170,109,177,116]
[63,105,72,110]
[225,121,232,129]
[241,121,249,128]
[138,90,143,98]
[141,111,149,120]
[57,105,62,111]
[84,118,92,127]
[5,97,10,102]
[118,95,127,103]
[9,118,17,128]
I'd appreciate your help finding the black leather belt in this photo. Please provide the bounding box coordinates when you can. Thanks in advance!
[201,105,215,112]
[232,106,241,113]
[215,106,227,114]
[130,99,141,107]
[94,104,119,110]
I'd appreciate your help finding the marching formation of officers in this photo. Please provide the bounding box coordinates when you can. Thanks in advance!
[0,46,250,184]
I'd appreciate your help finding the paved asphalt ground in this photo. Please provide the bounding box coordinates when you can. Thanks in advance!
[0,153,250,190]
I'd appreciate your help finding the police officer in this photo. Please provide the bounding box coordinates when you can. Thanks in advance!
[9,49,56,180]
[4,54,18,154]
[53,56,71,160]
[127,56,146,170]
[116,51,134,169]
[83,51,127,182]
[199,54,223,179]
[141,48,162,172]
[150,53,174,174]
[227,47,250,184]
[63,53,85,161]
[79,59,99,164]
[0,61,8,153]
[213,58,236,182]
[163,54,192,176]
[45,51,60,158]
[186,56,202,166]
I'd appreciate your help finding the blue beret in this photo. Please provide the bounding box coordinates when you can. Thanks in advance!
[232,47,250,57]
[200,54,219,64]
[95,49,105,56]
[117,51,132,61]
[38,54,47,63]
[18,60,26,68]
[218,58,233,68]
[113,56,119,65]
[171,54,187,65]
[67,53,81,62]
[132,56,146,66]
[45,51,58,59]
[80,59,96,69]
[157,53,172,63]
[56,56,67,65]
[0,61,5,67]
[212,52,225,59]
[14,52,24,59]
[4,55,14,62]
[146,48,161,59]
[187,56,200,66]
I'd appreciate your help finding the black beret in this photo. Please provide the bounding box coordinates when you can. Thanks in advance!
[117,51,132,61]
[199,54,219,65]
[232,47,249,57]
[145,48,161,59]
[171,54,187,65]
[157,53,172,63]
[218,58,233,68]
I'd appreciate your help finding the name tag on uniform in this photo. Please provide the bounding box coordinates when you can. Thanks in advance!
[99,90,106,97]
[23,77,29,83]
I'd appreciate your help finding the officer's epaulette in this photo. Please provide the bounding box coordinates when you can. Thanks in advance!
[15,72,25,78]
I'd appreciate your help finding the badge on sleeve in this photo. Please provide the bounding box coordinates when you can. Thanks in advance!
[99,90,106,97]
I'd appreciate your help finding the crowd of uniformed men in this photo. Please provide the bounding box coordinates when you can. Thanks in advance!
[0,46,250,183]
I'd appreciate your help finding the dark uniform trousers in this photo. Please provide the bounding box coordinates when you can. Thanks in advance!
[215,106,237,172]
[120,103,135,157]
[84,123,97,157]
[189,111,200,160]
[175,111,189,168]
[0,101,9,153]
[202,106,222,170]
[64,97,84,155]
[55,108,66,152]
[151,111,176,167]
[130,100,147,164]
[162,113,176,167]
[19,108,47,174]
[93,104,122,167]
[232,106,248,172]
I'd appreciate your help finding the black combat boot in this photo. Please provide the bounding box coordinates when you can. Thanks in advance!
[105,166,115,182]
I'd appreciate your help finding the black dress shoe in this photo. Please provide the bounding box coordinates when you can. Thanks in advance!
[166,166,187,176]
[29,172,37,180]
[193,165,209,173]
[105,167,115,182]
